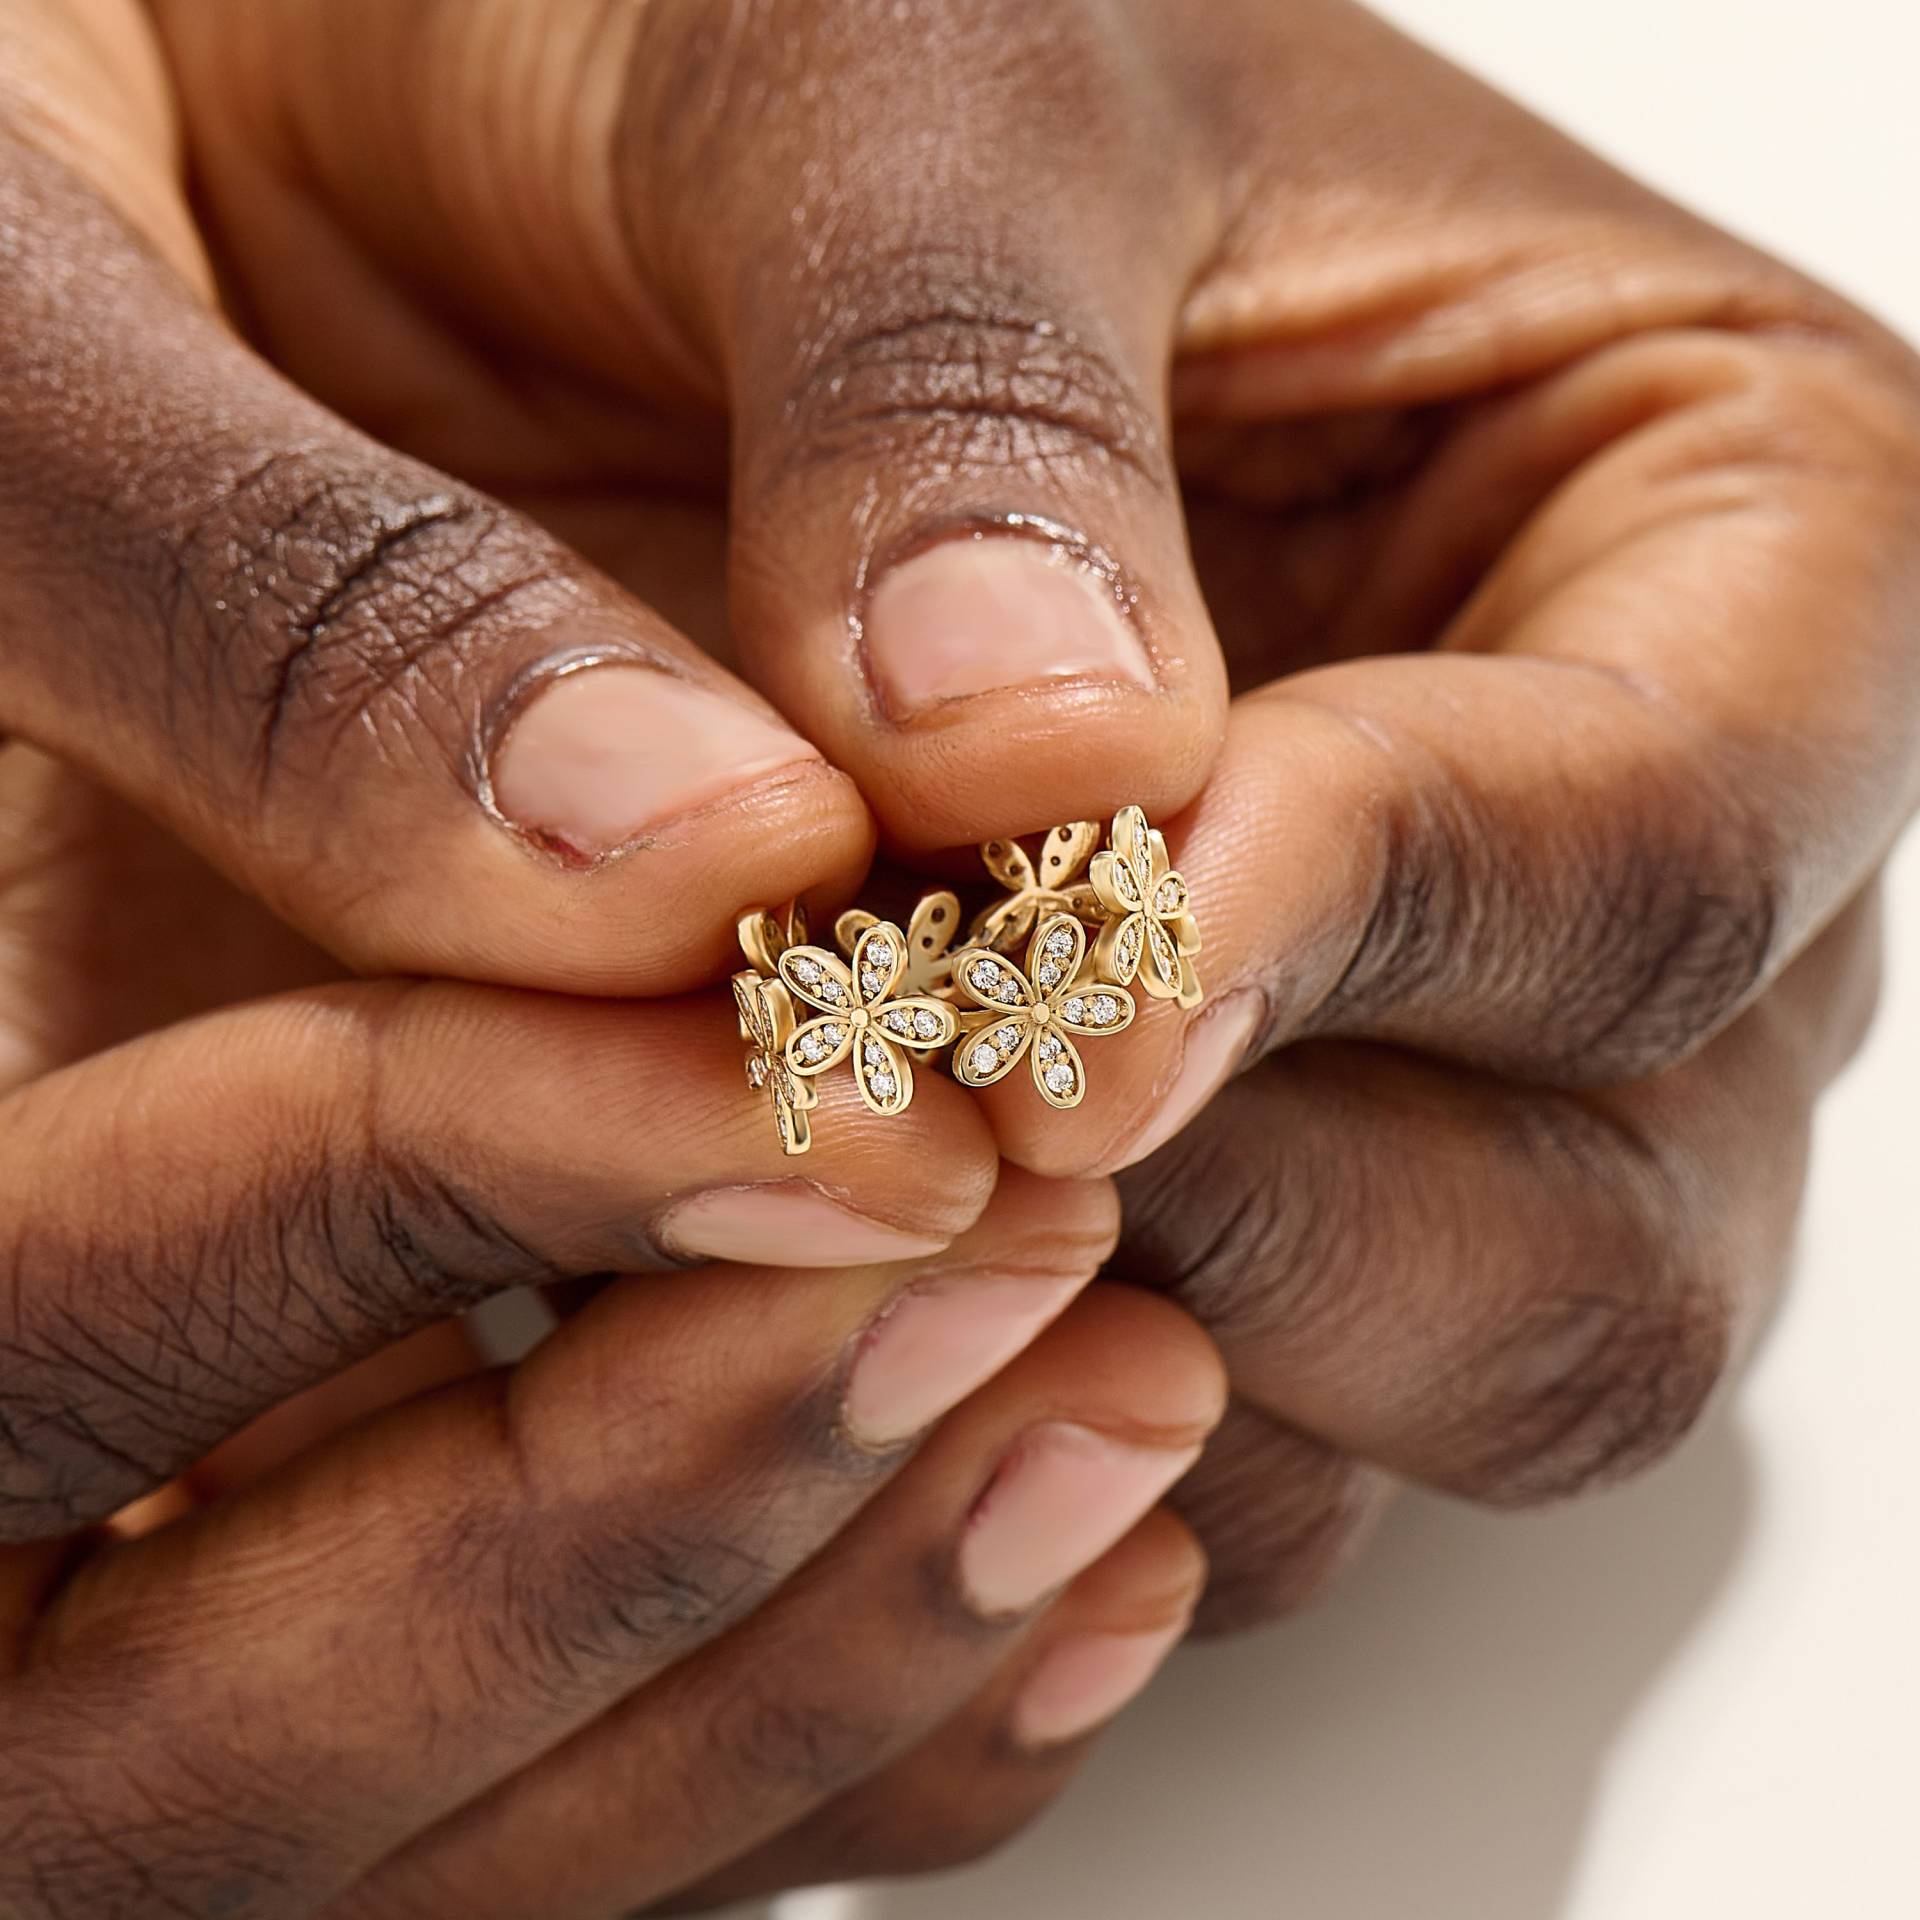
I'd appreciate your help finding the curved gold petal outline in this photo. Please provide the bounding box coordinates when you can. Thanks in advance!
[785,1013,856,1077]
[852,1031,914,1116]
[778,945,857,1015]
[952,946,1037,1013]
[874,995,961,1051]
[953,1018,1032,1088]
[852,922,909,1006]
[1030,1029,1087,1109]
[1053,983,1137,1039]
[1026,912,1087,994]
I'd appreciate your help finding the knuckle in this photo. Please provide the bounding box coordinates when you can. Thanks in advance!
[146,446,575,801]
[1321,749,1783,1084]
[698,1677,888,1808]
[490,1513,786,1689]
[766,265,1166,495]
[0,1356,169,1546]
[0,1704,306,1920]
[1114,1108,1337,1347]
[1170,1411,1388,1635]
[1437,1275,1735,1508]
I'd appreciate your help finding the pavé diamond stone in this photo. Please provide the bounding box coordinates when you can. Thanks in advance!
[970,1042,999,1076]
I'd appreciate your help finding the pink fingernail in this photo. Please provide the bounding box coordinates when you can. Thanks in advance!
[491,666,819,859]
[864,536,1155,719]
[843,1271,1088,1448]
[1012,1622,1187,1748]
[657,1185,948,1268]
[959,1424,1202,1618]
[1107,989,1263,1173]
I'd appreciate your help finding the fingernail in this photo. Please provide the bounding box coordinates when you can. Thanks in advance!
[657,1185,949,1267]
[491,666,819,858]
[1106,989,1263,1173]
[843,1271,1088,1448]
[1012,1622,1187,1749]
[865,535,1155,718]
[960,1424,1202,1618]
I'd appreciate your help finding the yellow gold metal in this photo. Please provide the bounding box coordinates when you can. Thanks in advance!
[834,889,963,995]
[738,902,810,979]
[778,921,961,1117]
[949,912,1137,1109]
[1089,805,1203,1009]
[971,822,1102,952]
[733,970,816,1156]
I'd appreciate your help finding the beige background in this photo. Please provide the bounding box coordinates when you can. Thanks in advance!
[791,1,1920,1914]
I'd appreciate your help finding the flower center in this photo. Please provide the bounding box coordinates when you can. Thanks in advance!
[1033,1003,1051,1026]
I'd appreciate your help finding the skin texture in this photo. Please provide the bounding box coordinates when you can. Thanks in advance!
[0,0,1916,1910]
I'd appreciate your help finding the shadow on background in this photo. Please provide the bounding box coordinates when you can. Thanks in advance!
[884,1412,1756,1920]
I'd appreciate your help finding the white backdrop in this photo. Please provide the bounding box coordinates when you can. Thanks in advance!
[794,2,1920,1915]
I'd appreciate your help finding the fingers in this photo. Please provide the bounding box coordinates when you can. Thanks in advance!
[0,979,1000,1540]
[976,327,1920,1175]
[7,1240,1220,1918]
[0,123,869,994]
[657,1511,1206,1916]
[703,1,1230,849]
[153,0,1233,857]
[1166,1400,1396,1637]
[1105,900,1877,1508]
[339,1295,1218,1920]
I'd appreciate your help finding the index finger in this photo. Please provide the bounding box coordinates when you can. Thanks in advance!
[981,326,1920,1175]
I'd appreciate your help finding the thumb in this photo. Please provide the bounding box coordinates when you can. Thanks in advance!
[0,130,869,995]
[652,3,1232,850]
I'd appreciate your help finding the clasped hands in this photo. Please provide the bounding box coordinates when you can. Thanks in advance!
[1,2,1916,1915]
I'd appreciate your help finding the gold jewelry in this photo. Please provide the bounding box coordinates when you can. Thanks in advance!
[1089,804,1203,1008]
[950,911,1137,1109]
[774,922,961,1118]
[731,804,1202,1151]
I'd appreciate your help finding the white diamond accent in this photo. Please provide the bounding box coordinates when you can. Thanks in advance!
[791,957,822,983]
[1090,995,1119,1026]
[861,968,887,996]
[1037,1035,1062,1063]
[1044,1062,1075,1094]
[820,1024,844,1047]
[869,1070,898,1099]
[798,1032,828,1063]
[970,1043,999,1076]
[912,1009,940,1040]
[867,941,895,969]
[997,979,1022,1003]
[1037,962,1062,988]
[819,978,847,1004]
[885,1010,913,1033]
[1064,996,1088,1023]
[1046,928,1074,957]
[1155,881,1181,914]
[864,1041,887,1065]
[995,1025,1020,1054]
[973,959,1002,987]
